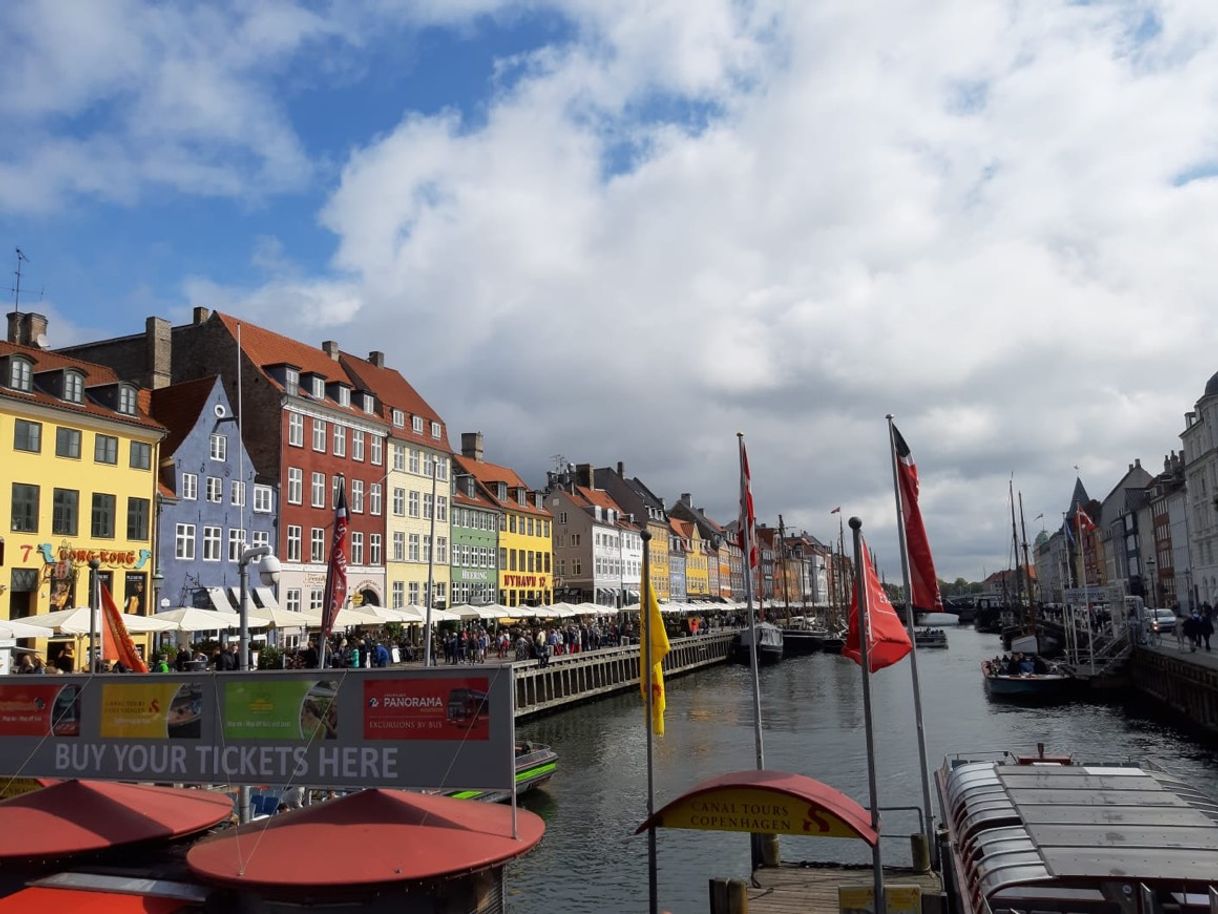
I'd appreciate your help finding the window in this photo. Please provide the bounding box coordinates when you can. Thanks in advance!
[435,582,446,604]
[309,589,324,611]
[228,528,245,562]
[14,419,41,453]
[436,537,447,563]
[52,488,78,536]
[312,377,325,399]
[94,434,117,464]
[499,547,507,570]
[282,468,300,505]
[285,368,299,395]
[558,511,568,525]
[409,490,420,517]
[55,427,81,459]
[423,453,434,478]
[409,449,420,474]
[370,533,382,565]
[251,530,270,549]
[351,479,364,513]
[370,436,383,466]
[412,415,424,434]
[127,497,150,540]
[209,433,227,461]
[332,475,342,507]
[392,581,404,609]
[202,526,221,561]
[509,549,517,571]
[230,481,245,506]
[422,535,432,563]
[117,385,137,415]
[9,357,32,391]
[392,532,404,561]
[423,493,433,520]
[91,493,116,538]
[437,496,447,522]
[436,457,448,481]
[311,472,325,507]
[363,393,375,414]
[181,473,197,500]
[253,484,273,513]
[352,430,364,461]
[130,441,151,470]
[289,413,304,447]
[393,488,405,516]
[287,525,303,561]
[393,443,405,471]
[509,515,516,534]
[206,477,222,503]
[370,483,382,515]
[338,387,351,408]
[409,533,420,562]
[409,582,420,605]
[430,421,441,439]
[311,528,325,562]
[63,371,84,403]
[175,524,196,560]
[351,533,364,565]
[286,589,302,612]
[312,419,326,452]
[392,409,405,428]
[333,424,345,457]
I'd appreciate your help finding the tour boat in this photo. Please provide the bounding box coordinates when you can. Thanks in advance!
[731,623,784,665]
[982,633,1075,701]
[914,627,948,649]
[937,746,1218,914]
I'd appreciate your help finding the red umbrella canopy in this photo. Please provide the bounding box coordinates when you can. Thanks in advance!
[187,788,544,890]
[0,780,233,860]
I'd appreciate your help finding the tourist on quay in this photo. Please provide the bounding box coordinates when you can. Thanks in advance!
[55,644,75,673]
[1184,612,1201,652]
[1202,609,1214,653]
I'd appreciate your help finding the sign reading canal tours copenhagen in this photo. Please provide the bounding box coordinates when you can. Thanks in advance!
[654,787,862,838]
[0,668,513,791]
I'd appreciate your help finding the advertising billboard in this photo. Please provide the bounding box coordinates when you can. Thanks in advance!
[0,667,513,791]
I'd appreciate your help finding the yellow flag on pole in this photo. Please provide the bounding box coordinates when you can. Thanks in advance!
[640,578,671,735]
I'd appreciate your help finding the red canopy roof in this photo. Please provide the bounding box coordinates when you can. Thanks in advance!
[0,780,233,861]
[0,887,185,913]
[187,789,544,890]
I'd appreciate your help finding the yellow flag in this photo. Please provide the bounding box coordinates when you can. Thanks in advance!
[640,578,671,735]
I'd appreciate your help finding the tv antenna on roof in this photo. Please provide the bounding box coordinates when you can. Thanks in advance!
[11,247,30,313]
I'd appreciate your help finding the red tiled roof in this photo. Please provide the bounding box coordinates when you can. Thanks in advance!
[339,353,451,452]
[452,454,551,517]
[670,518,694,539]
[150,376,219,458]
[1,341,164,433]
[575,485,623,514]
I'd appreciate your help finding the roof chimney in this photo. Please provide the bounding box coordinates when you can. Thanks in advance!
[461,431,484,462]
[369,350,385,368]
[680,493,692,506]
[576,464,593,489]
[144,316,172,390]
[192,307,210,325]
[616,461,624,477]
[1135,458,1141,468]
[5,311,48,347]
[321,340,340,361]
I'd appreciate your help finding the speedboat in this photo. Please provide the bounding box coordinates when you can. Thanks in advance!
[731,622,784,665]
[444,741,558,803]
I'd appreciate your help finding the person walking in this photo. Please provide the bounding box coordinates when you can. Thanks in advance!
[1202,609,1214,653]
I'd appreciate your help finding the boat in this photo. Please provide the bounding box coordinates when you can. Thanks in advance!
[781,617,829,655]
[731,622,784,665]
[444,741,558,803]
[982,635,1074,701]
[819,633,844,654]
[914,627,948,649]
[936,745,1218,914]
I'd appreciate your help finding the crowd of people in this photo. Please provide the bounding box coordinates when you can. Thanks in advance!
[983,652,1051,676]
[1181,606,1215,652]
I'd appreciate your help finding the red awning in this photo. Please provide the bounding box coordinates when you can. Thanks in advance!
[0,887,185,913]
[0,780,233,860]
[187,788,544,890]
[635,769,879,845]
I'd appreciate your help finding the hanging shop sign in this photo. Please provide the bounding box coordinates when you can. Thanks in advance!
[0,667,513,791]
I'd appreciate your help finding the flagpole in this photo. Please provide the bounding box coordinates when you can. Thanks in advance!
[1077,511,1094,675]
[850,517,887,914]
[423,458,439,666]
[737,434,766,770]
[641,530,658,914]
[885,416,936,869]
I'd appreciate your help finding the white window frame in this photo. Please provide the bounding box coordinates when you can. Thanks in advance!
[363,393,375,414]
[392,532,404,561]
[351,479,365,513]
[202,526,222,562]
[312,377,325,399]
[409,449,420,474]
[228,528,245,562]
[408,533,420,562]
[288,412,304,447]
[312,419,326,452]
[430,421,441,439]
[181,473,198,501]
[393,443,405,471]
[333,423,345,457]
[63,371,84,403]
[9,357,32,392]
[369,483,382,516]
[287,525,302,562]
[338,386,351,408]
[352,430,364,462]
[286,588,302,612]
[117,385,137,415]
[175,523,195,560]
[351,532,364,566]
[370,533,382,565]
[412,415,424,434]
[253,484,273,513]
[310,528,325,563]
[392,409,405,428]
[311,472,325,508]
[370,436,383,466]
[287,468,303,505]
[209,433,227,461]
[206,477,222,503]
[230,480,245,506]
[409,490,420,517]
[393,487,405,516]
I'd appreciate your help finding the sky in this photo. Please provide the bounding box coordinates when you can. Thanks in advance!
[4,0,1218,582]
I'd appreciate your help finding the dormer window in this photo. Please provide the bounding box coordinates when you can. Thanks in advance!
[117,385,137,415]
[312,377,325,399]
[284,368,299,394]
[497,482,507,501]
[516,489,526,506]
[338,387,351,408]
[430,421,441,439]
[63,370,84,404]
[466,477,476,498]
[412,415,424,434]
[392,409,405,428]
[363,393,374,413]
[9,357,32,392]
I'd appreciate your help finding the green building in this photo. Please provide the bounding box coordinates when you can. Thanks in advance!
[449,471,502,605]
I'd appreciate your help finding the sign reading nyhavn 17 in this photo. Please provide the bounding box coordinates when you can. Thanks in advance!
[0,668,513,791]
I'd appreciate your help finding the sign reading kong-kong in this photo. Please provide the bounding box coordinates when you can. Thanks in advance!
[0,668,513,791]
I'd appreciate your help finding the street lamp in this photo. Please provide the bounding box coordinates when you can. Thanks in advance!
[1145,556,1157,608]
[238,545,281,671]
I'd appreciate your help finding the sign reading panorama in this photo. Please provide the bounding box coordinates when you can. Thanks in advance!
[0,667,514,791]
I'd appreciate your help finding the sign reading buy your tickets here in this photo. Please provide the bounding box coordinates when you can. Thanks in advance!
[0,668,513,791]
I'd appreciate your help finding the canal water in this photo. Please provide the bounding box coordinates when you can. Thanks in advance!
[506,618,1218,914]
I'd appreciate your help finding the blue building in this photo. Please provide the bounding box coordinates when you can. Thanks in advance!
[151,377,277,610]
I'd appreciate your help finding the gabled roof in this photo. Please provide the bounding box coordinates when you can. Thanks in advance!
[150,376,221,458]
[670,518,694,539]
[1066,477,1090,517]
[339,352,451,451]
[575,486,622,514]
[1,340,163,433]
[453,454,551,517]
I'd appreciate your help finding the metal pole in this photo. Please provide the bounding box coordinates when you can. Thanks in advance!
[850,517,886,914]
[1078,512,1094,675]
[238,557,250,672]
[423,458,439,666]
[641,530,658,914]
[738,434,768,872]
[88,558,101,672]
[885,416,936,867]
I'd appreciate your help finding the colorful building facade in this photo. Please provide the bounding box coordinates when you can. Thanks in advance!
[449,471,501,606]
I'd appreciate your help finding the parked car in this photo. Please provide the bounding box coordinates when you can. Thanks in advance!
[1142,607,1177,634]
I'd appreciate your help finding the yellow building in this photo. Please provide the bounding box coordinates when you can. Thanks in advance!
[454,433,552,607]
[675,519,710,597]
[2,317,164,663]
[340,352,452,610]
[646,517,671,600]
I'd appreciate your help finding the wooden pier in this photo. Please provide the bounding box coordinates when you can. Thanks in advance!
[746,864,942,914]
[514,630,737,718]
[1129,642,1218,735]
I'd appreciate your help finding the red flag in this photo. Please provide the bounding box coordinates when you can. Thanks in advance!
[1077,508,1097,533]
[320,480,350,641]
[892,424,942,612]
[830,506,841,514]
[844,540,912,672]
[100,583,147,673]
[738,438,759,575]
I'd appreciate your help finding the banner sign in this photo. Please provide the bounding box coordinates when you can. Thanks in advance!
[0,667,513,791]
